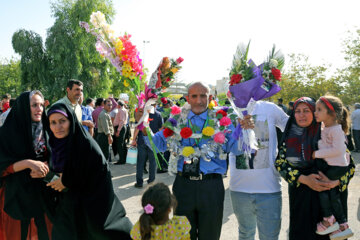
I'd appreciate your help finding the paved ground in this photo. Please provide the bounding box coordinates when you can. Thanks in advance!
[110,152,360,240]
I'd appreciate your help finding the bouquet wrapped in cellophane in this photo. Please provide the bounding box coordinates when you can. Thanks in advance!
[80,11,143,94]
[227,41,284,156]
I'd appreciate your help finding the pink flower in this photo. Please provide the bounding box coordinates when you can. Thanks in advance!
[176,57,184,64]
[213,132,226,144]
[219,117,231,126]
[171,105,181,115]
[144,204,154,214]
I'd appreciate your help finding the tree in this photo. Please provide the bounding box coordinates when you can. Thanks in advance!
[339,28,360,105]
[276,54,343,104]
[12,29,49,91]
[0,58,21,96]
[45,0,116,101]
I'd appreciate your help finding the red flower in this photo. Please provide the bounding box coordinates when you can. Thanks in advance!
[271,68,281,81]
[163,128,174,138]
[166,77,171,82]
[176,57,184,64]
[229,74,243,86]
[216,110,227,118]
[161,98,168,104]
[180,127,193,139]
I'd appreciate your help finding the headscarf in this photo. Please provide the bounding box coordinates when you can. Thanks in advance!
[0,91,49,220]
[47,104,69,173]
[44,103,132,236]
[281,97,321,168]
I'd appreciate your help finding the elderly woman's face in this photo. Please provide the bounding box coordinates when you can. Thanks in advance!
[49,113,71,139]
[30,94,44,122]
[294,103,314,127]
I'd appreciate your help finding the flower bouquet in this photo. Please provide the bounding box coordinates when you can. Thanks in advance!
[227,42,284,155]
[80,11,143,94]
[134,57,183,170]
[135,56,183,130]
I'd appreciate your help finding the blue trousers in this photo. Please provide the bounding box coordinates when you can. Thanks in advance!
[135,144,156,185]
[230,191,282,240]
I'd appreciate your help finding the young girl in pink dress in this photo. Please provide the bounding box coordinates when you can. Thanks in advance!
[313,95,353,240]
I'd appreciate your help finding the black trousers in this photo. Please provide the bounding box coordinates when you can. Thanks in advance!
[112,127,118,158]
[96,133,109,160]
[353,129,360,151]
[172,175,224,240]
[116,126,127,164]
[316,159,348,223]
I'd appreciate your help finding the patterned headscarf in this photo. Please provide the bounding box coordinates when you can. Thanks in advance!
[283,97,320,168]
[29,90,46,158]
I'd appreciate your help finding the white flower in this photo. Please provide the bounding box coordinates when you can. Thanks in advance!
[269,59,278,68]
[90,11,106,29]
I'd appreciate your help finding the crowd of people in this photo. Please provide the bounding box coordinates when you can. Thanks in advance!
[0,79,357,240]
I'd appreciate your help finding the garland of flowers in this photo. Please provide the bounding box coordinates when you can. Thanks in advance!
[162,103,238,163]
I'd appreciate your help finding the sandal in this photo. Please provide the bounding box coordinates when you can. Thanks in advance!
[316,216,339,235]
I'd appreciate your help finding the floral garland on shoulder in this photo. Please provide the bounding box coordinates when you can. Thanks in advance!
[162,102,238,163]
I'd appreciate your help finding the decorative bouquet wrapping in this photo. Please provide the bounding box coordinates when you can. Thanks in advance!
[80,11,143,94]
[162,103,237,175]
[135,56,184,130]
[227,42,284,155]
[134,57,183,169]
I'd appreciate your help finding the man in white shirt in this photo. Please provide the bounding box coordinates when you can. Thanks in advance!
[229,101,289,240]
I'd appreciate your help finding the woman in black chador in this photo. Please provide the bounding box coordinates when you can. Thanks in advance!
[44,103,132,240]
[0,91,51,240]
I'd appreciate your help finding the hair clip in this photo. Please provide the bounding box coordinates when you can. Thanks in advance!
[144,204,154,214]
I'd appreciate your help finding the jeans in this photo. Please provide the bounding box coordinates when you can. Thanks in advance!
[136,144,156,185]
[230,191,282,240]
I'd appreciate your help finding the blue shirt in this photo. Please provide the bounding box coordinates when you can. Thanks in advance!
[81,105,93,132]
[145,109,242,175]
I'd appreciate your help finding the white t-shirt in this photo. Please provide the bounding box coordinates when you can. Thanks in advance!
[229,101,289,193]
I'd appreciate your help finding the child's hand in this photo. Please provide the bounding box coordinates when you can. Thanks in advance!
[312,151,316,159]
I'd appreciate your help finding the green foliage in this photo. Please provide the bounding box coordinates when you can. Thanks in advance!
[12,29,49,91]
[230,41,254,80]
[339,28,360,105]
[276,54,343,104]
[45,0,116,102]
[0,58,21,96]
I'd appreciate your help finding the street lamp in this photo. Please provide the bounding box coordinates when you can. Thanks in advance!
[143,40,150,65]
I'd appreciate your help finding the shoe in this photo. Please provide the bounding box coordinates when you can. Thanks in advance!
[316,216,339,235]
[143,168,148,174]
[330,223,354,240]
[134,183,143,188]
[157,169,168,174]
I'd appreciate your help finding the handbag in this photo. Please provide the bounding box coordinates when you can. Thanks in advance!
[126,146,138,164]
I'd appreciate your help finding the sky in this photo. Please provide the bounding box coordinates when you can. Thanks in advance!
[0,0,359,86]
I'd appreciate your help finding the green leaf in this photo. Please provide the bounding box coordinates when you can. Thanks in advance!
[164,122,174,130]
[219,126,225,131]
[208,119,215,127]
